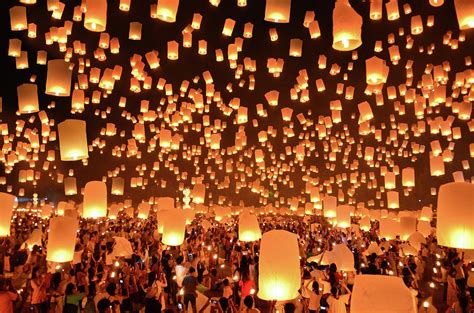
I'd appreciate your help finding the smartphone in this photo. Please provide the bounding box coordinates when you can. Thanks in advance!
[177,303,183,310]
[211,299,218,304]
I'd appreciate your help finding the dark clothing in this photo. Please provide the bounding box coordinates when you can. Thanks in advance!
[183,294,197,313]
[182,275,198,295]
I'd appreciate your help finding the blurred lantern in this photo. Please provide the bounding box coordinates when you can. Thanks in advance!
[454,0,474,30]
[162,209,186,246]
[399,217,417,241]
[17,83,39,114]
[238,213,261,242]
[429,0,444,7]
[264,0,291,23]
[336,205,352,228]
[46,216,78,263]
[380,218,400,240]
[84,0,107,32]
[10,6,27,31]
[192,183,206,204]
[83,181,107,218]
[64,177,77,195]
[0,193,16,236]
[323,196,337,218]
[332,0,362,51]
[45,60,72,96]
[365,56,389,85]
[138,202,151,219]
[437,182,474,249]
[258,230,300,300]
[111,177,124,195]
[58,119,89,161]
[156,0,179,22]
[387,191,399,209]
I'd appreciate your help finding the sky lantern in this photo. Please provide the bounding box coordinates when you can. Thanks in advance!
[264,0,291,23]
[336,205,352,228]
[83,181,107,218]
[437,182,474,249]
[239,213,261,241]
[323,195,337,218]
[17,83,39,114]
[10,6,27,31]
[351,275,417,313]
[258,230,300,301]
[370,0,383,20]
[454,0,474,30]
[387,191,399,209]
[41,204,52,219]
[162,209,186,246]
[380,218,400,240]
[46,216,78,263]
[402,167,415,187]
[58,119,89,161]
[45,60,72,97]
[111,177,124,195]
[332,0,362,51]
[0,193,16,237]
[138,202,151,219]
[64,177,77,195]
[365,56,389,85]
[84,0,107,32]
[156,0,179,22]
[399,216,417,241]
[192,183,206,204]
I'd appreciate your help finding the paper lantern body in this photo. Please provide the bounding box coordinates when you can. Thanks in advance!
[264,0,291,23]
[162,209,186,246]
[332,0,362,51]
[45,60,72,96]
[330,244,355,271]
[351,275,417,313]
[17,83,39,114]
[85,0,107,32]
[399,217,417,241]
[83,181,107,218]
[46,216,78,263]
[336,205,352,228]
[258,230,300,301]
[58,119,89,161]
[323,196,337,218]
[0,193,16,236]
[454,0,474,30]
[437,182,474,249]
[157,0,179,22]
[239,213,261,242]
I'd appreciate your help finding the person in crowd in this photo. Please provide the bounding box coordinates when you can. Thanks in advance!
[182,267,199,313]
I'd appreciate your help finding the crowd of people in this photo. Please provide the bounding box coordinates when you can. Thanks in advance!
[0,212,473,313]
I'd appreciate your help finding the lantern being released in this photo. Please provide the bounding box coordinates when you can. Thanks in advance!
[162,209,186,246]
[238,213,262,242]
[0,193,16,237]
[264,0,291,23]
[258,230,300,301]
[332,0,362,51]
[83,181,107,218]
[46,216,78,263]
[437,182,474,249]
[45,60,72,96]
[58,119,89,161]
[84,0,107,32]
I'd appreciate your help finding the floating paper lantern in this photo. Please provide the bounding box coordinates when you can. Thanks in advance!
[379,218,400,240]
[454,0,474,30]
[111,177,124,195]
[64,177,77,195]
[58,119,89,161]
[156,0,179,22]
[264,0,291,23]
[0,193,16,237]
[10,6,27,31]
[387,191,399,209]
[370,0,383,20]
[351,275,417,313]
[46,216,78,263]
[84,0,107,32]
[41,204,52,219]
[17,83,39,114]
[437,182,474,249]
[365,56,389,85]
[429,0,444,7]
[332,0,362,51]
[45,60,72,96]
[192,183,206,204]
[336,205,352,228]
[238,213,261,242]
[258,230,300,301]
[138,202,151,219]
[323,196,337,218]
[399,217,417,241]
[330,244,355,271]
[162,209,186,246]
[83,181,107,218]
[402,168,415,187]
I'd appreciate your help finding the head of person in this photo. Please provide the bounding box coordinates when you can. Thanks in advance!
[312,281,320,295]
[105,283,117,296]
[97,298,112,313]
[65,283,76,296]
[188,267,196,275]
[223,278,229,286]
[243,295,254,309]
[177,255,184,265]
[284,302,296,313]
[302,269,311,280]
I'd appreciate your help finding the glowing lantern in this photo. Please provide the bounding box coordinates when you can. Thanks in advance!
[370,0,383,20]
[111,177,124,195]
[380,218,400,240]
[365,56,389,85]
[402,168,415,187]
[167,41,179,60]
[83,181,107,218]
[45,60,72,96]
[399,217,417,241]
[46,216,78,263]
[258,230,300,301]
[129,22,142,40]
[64,177,77,195]
[41,204,52,219]
[0,193,16,236]
[156,0,179,22]
[264,0,291,23]
[192,183,206,204]
[162,209,186,246]
[138,202,151,219]
[437,182,474,249]
[323,196,337,218]
[386,0,400,21]
[332,0,362,51]
[336,205,352,228]
[17,83,39,114]
[429,155,445,176]
[10,6,27,31]
[58,119,89,161]
[84,0,107,32]
[387,191,399,209]
[454,0,474,30]
[384,172,396,189]
[238,213,261,242]
[429,0,444,7]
